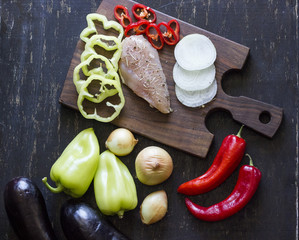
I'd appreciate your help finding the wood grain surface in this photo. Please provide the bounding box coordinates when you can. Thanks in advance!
[60,0,283,158]
[0,0,298,240]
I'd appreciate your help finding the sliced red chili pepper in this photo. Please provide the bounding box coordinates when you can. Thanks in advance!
[114,5,132,28]
[185,154,261,222]
[132,4,157,23]
[157,22,179,45]
[124,20,150,37]
[168,19,180,40]
[145,23,164,50]
[177,125,246,195]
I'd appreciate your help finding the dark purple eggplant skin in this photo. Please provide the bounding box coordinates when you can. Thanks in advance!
[60,200,129,240]
[4,176,57,240]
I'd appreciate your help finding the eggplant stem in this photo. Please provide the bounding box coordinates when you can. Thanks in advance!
[42,177,64,193]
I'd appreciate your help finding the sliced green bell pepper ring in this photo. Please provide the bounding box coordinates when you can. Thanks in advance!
[78,74,121,103]
[42,128,100,198]
[77,74,125,123]
[114,5,132,28]
[145,23,164,50]
[80,34,122,72]
[80,13,124,43]
[124,20,150,37]
[132,3,157,23]
[94,150,138,218]
[73,54,120,94]
[158,22,179,45]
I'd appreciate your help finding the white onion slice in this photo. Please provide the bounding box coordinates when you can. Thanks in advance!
[173,62,216,91]
[175,79,217,108]
[174,34,217,71]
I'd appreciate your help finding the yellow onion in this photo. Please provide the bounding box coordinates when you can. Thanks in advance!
[105,128,138,156]
[135,146,173,185]
[140,190,168,225]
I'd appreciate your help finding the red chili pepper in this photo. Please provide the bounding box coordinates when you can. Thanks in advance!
[114,5,132,28]
[132,4,157,23]
[185,154,261,221]
[168,19,180,40]
[177,125,246,195]
[157,22,179,45]
[145,23,164,50]
[124,20,150,37]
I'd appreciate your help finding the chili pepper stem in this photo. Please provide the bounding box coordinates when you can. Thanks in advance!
[42,177,64,193]
[236,125,245,138]
[245,153,254,166]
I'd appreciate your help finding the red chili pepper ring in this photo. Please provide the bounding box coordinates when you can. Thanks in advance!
[114,5,132,28]
[145,23,164,50]
[168,19,180,40]
[124,20,150,37]
[158,22,179,45]
[132,3,157,22]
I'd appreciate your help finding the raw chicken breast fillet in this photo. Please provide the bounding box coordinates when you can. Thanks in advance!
[119,35,172,114]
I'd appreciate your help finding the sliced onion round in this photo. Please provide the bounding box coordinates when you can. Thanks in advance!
[175,79,217,108]
[173,62,216,91]
[174,34,217,71]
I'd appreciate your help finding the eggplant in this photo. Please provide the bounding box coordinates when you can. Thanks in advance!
[4,176,57,240]
[60,200,129,240]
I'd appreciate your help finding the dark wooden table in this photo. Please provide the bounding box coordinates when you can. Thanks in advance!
[0,0,298,239]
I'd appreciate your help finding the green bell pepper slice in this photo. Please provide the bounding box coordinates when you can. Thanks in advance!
[81,34,122,73]
[77,74,125,123]
[80,13,124,43]
[73,54,120,94]
[42,128,100,198]
[94,150,138,218]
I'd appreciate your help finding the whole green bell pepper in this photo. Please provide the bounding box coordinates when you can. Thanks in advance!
[94,150,138,218]
[42,128,100,198]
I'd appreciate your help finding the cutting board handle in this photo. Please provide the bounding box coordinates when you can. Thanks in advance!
[214,94,283,137]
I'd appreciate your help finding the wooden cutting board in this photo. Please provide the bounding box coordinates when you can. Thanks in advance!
[59,0,283,158]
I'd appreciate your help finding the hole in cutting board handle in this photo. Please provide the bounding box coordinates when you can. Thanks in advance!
[211,96,283,138]
[259,111,271,124]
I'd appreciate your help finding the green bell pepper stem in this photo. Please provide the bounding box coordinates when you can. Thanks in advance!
[42,128,100,198]
[42,177,64,193]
